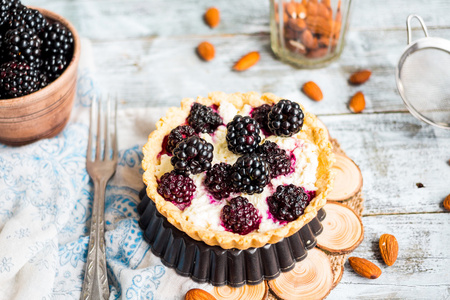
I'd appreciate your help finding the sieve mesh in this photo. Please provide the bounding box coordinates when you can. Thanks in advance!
[399,47,450,127]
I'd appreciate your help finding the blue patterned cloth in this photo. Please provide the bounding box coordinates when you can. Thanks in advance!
[0,40,209,300]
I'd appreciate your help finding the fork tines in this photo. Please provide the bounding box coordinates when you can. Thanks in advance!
[87,95,118,162]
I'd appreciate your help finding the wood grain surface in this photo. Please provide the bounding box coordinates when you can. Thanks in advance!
[27,0,450,299]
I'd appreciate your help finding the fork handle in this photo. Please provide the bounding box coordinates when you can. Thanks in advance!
[81,179,110,300]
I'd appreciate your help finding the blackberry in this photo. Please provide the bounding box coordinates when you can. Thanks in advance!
[9,7,47,33]
[268,100,304,137]
[251,104,272,135]
[166,125,196,154]
[40,22,74,56]
[204,163,236,200]
[256,141,291,178]
[4,26,42,67]
[0,60,40,98]
[41,53,69,80]
[221,196,261,235]
[157,171,196,209]
[8,0,22,14]
[187,102,222,133]
[231,154,270,195]
[226,115,261,154]
[267,184,310,222]
[0,0,12,27]
[38,72,49,89]
[171,135,214,175]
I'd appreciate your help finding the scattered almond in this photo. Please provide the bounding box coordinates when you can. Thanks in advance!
[204,7,220,28]
[348,257,382,279]
[379,234,399,266]
[233,51,260,71]
[302,81,323,101]
[185,288,216,300]
[197,41,215,61]
[444,194,450,211]
[349,69,372,85]
[349,91,365,113]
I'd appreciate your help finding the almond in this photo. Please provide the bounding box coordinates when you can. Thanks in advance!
[285,2,297,18]
[197,41,215,61]
[233,51,260,71]
[444,194,450,211]
[349,91,365,113]
[305,16,333,37]
[349,70,372,85]
[318,2,331,19]
[379,234,399,266]
[348,257,382,279]
[307,1,318,16]
[300,29,315,49]
[204,7,220,28]
[306,47,328,59]
[296,3,307,19]
[288,18,306,32]
[185,288,216,300]
[335,10,342,23]
[302,81,323,101]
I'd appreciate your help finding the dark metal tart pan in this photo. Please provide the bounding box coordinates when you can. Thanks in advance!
[138,188,326,287]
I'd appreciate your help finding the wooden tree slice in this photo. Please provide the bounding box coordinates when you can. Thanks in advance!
[212,282,268,300]
[332,265,344,289]
[327,154,363,202]
[268,248,333,300]
[316,202,364,254]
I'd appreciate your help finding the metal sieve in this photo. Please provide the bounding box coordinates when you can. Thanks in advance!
[396,14,450,129]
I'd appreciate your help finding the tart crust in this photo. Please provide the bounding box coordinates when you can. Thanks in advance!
[142,91,334,250]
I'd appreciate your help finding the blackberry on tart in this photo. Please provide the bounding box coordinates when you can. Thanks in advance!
[226,115,261,154]
[171,135,214,175]
[231,154,270,195]
[187,102,222,133]
[268,99,304,137]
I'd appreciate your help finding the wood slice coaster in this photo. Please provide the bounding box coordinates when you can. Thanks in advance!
[267,248,334,300]
[316,202,364,254]
[212,282,269,300]
[327,154,363,202]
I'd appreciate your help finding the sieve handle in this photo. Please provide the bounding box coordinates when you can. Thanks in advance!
[407,14,429,45]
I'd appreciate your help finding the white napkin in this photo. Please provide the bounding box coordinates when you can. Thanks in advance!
[0,39,212,300]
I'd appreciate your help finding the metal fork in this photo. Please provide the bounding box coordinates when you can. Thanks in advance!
[81,95,118,300]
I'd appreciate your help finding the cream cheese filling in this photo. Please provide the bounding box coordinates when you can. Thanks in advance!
[155,100,319,233]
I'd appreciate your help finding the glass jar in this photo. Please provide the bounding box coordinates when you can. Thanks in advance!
[270,0,352,68]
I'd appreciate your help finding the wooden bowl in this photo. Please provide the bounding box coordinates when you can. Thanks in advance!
[0,7,81,146]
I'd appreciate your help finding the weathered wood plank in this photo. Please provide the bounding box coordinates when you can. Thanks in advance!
[329,213,450,299]
[85,28,450,115]
[322,112,450,215]
[27,0,450,39]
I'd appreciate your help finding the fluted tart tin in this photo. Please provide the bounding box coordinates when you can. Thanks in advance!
[137,188,326,287]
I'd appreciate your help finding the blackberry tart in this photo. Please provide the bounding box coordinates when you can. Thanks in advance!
[142,92,334,250]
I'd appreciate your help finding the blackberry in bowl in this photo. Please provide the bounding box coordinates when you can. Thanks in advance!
[0,4,80,145]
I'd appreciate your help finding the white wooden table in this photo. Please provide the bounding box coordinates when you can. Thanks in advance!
[29,0,450,299]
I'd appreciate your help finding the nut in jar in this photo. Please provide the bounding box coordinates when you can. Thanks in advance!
[271,0,351,67]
